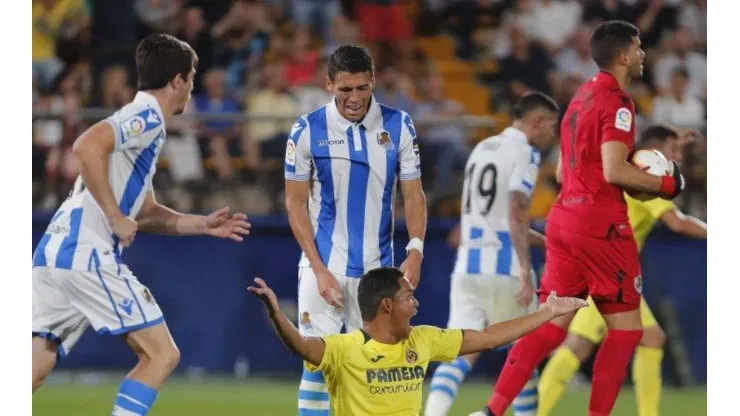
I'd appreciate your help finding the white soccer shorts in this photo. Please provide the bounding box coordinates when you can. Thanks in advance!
[297,266,362,337]
[447,272,539,330]
[32,264,164,358]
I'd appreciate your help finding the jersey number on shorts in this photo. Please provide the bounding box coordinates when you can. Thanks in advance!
[464,163,498,215]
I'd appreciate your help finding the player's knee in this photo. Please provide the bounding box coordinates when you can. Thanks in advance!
[563,334,594,362]
[137,341,180,374]
[641,325,666,349]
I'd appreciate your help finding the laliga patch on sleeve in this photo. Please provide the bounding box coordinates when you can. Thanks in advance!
[285,139,297,166]
[614,107,632,132]
[120,115,146,141]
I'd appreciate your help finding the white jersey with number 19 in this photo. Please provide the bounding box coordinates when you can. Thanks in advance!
[452,127,541,278]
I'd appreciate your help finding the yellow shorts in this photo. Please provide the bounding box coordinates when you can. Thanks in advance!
[569,296,658,344]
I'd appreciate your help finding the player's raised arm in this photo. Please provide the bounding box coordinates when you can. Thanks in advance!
[398,113,427,288]
[72,121,138,246]
[248,278,326,366]
[457,293,589,356]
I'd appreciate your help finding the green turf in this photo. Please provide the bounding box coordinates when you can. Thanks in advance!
[32,377,706,415]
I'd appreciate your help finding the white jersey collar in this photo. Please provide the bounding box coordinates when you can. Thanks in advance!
[327,94,382,132]
[502,126,528,143]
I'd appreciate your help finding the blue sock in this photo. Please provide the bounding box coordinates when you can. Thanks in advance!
[298,368,330,415]
[424,357,473,415]
[112,378,158,416]
[513,368,539,416]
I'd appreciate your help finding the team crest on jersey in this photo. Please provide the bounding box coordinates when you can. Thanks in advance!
[634,275,643,294]
[377,131,395,150]
[285,139,297,166]
[405,348,418,364]
[141,288,155,304]
[615,107,632,132]
[300,312,313,331]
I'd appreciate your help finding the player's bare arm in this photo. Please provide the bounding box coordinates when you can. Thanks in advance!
[527,228,545,249]
[602,141,681,197]
[555,153,562,184]
[509,190,535,306]
[457,293,589,355]
[137,192,250,241]
[72,121,138,246]
[660,209,707,239]
[248,278,326,366]
[399,178,427,288]
[285,179,343,308]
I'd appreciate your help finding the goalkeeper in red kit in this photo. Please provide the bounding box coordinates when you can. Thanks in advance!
[477,21,685,416]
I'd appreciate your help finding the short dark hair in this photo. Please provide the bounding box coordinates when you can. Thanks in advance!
[358,267,404,321]
[639,124,680,146]
[328,45,374,81]
[513,92,560,119]
[590,21,640,69]
[136,33,198,91]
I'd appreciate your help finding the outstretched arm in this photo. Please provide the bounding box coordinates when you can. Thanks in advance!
[457,293,588,355]
[248,278,326,366]
[660,209,707,239]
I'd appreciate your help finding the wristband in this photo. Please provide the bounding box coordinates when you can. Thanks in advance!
[659,175,676,197]
[405,237,424,257]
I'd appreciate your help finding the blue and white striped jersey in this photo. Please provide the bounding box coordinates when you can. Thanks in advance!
[33,92,166,270]
[285,96,421,278]
[453,127,541,277]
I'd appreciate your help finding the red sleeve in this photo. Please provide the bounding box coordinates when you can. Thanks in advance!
[599,92,635,147]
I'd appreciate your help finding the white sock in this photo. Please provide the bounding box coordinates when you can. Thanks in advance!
[512,368,539,416]
[424,357,472,416]
[298,368,330,415]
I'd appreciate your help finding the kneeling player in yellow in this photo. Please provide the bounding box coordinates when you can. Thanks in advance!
[536,125,707,416]
[249,267,588,416]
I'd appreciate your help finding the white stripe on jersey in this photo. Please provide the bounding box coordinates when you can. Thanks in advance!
[33,92,167,270]
[453,127,541,277]
[284,96,421,277]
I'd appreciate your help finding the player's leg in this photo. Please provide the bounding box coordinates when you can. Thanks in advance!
[586,230,644,416]
[297,267,344,416]
[537,296,605,416]
[64,263,171,416]
[425,274,486,416]
[632,297,665,416]
[32,266,89,392]
[485,224,586,416]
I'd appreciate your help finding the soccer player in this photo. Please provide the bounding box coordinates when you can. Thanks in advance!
[423,92,560,416]
[31,34,250,415]
[536,125,707,416]
[476,21,686,416]
[283,45,427,415]
[248,267,589,416]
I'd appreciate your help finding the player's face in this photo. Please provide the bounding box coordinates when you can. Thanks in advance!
[625,36,645,79]
[174,68,195,115]
[390,277,419,337]
[531,110,559,150]
[327,71,374,122]
[658,139,683,164]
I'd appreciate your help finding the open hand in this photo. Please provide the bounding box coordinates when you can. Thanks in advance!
[248,277,279,316]
[204,207,251,242]
[539,291,589,317]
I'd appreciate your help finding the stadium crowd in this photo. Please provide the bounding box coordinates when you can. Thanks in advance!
[32,0,707,220]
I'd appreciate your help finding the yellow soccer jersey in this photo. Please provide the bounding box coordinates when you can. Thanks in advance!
[625,194,676,250]
[306,325,463,416]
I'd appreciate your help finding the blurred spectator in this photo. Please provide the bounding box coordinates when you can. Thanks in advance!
[356,0,413,61]
[555,25,599,81]
[179,7,216,94]
[529,0,582,54]
[443,0,506,60]
[97,65,134,109]
[292,0,341,43]
[134,0,183,37]
[498,24,558,103]
[321,16,361,58]
[414,74,470,194]
[195,68,243,180]
[295,59,333,115]
[582,0,624,25]
[651,67,705,130]
[631,0,680,49]
[243,62,298,171]
[679,0,706,52]
[373,66,415,114]
[654,27,707,100]
[284,27,321,87]
[32,0,88,90]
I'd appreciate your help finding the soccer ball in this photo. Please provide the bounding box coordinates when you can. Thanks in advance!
[628,149,672,201]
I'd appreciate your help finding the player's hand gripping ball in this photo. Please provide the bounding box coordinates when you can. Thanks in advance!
[628,149,673,201]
